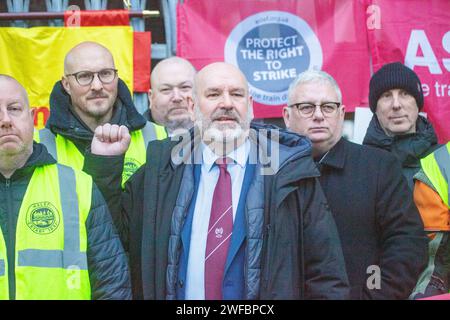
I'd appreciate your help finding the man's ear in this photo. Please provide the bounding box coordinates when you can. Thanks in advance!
[340,104,346,120]
[148,89,153,108]
[61,76,71,95]
[248,96,254,121]
[282,106,291,129]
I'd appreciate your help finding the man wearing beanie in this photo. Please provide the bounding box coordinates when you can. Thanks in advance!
[363,62,439,189]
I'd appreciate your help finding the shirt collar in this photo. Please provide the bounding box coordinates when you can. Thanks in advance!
[202,139,250,172]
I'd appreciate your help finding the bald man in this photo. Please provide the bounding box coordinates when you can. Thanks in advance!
[0,75,131,299]
[145,57,196,136]
[36,41,165,186]
[84,62,349,300]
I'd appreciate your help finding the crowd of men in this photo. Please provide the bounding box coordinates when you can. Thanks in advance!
[1,40,449,300]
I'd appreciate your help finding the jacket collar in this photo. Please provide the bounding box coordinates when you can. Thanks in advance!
[318,137,347,170]
[46,79,147,138]
[363,114,438,166]
[168,123,318,179]
[363,114,438,148]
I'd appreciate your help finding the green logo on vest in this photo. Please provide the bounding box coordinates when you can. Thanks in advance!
[26,201,60,234]
[123,157,142,181]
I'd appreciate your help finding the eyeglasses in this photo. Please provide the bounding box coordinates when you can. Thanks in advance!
[288,102,341,118]
[65,68,118,86]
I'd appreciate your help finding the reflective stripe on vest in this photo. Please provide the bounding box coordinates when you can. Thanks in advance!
[18,166,87,269]
[141,121,158,147]
[421,143,450,207]
[434,144,450,206]
[0,164,92,300]
[36,128,57,160]
[0,240,6,299]
[0,260,4,276]
[36,129,84,169]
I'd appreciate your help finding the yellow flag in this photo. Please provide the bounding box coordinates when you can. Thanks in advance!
[0,26,133,128]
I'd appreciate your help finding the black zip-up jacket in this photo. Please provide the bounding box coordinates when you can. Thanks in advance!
[0,143,132,299]
[84,124,350,300]
[363,114,439,188]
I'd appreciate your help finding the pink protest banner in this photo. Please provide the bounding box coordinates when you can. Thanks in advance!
[366,0,450,143]
[177,0,371,118]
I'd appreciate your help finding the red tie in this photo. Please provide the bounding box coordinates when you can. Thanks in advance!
[204,158,233,300]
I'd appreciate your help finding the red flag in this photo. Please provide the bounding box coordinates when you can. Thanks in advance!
[133,32,151,92]
[64,9,150,93]
[177,0,370,118]
[64,9,129,26]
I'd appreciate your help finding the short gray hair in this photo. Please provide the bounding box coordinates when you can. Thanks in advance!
[287,69,342,105]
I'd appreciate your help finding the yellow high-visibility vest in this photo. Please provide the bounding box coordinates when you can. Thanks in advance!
[34,122,167,186]
[420,142,450,207]
[154,123,168,140]
[0,164,92,299]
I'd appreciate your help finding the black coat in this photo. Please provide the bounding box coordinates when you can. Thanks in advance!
[0,143,131,299]
[363,115,439,188]
[317,138,428,299]
[84,124,350,299]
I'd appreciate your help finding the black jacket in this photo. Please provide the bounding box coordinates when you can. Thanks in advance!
[363,114,439,188]
[0,143,132,299]
[318,138,428,299]
[84,124,350,300]
[46,79,147,153]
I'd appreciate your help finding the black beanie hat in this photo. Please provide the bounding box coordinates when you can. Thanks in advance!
[369,62,424,112]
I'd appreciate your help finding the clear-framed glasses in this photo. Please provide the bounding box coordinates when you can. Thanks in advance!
[65,68,118,86]
[288,102,341,118]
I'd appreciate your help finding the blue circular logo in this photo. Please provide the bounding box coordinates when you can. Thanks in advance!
[225,11,322,106]
[236,23,310,93]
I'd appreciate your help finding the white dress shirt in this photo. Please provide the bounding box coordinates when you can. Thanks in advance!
[185,139,250,300]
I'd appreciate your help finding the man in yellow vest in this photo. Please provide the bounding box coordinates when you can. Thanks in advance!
[411,142,450,298]
[145,57,196,137]
[0,74,131,299]
[35,41,166,186]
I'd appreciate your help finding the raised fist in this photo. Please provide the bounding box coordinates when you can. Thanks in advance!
[91,124,131,156]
